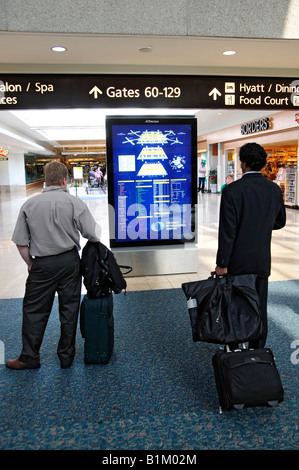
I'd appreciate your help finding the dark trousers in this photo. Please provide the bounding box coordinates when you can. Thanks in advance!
[198,178,205,192]
[250,276,268,349]
[19,249,81,366]
[229,276,268,350]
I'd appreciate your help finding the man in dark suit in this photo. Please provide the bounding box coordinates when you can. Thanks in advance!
[215,142,286,348]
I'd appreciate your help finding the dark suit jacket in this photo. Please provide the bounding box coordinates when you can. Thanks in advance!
[216,172,286,277]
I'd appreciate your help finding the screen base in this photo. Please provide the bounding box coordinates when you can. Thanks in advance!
[111,243,198,277]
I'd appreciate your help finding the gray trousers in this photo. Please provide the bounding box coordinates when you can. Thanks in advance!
[19,248,81,366]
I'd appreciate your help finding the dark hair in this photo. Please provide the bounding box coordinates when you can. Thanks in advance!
[45,161,67,186]
[239,143,267,171]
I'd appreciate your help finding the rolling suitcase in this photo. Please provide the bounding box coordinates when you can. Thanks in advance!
[80,293,114,364]
[212,345,284,412]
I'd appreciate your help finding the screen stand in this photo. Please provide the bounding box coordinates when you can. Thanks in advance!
[111,243,198,276]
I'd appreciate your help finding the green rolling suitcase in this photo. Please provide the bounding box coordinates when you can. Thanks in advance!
[80,293,114,364]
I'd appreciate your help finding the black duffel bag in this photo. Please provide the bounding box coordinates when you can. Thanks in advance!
[182,272,263,345]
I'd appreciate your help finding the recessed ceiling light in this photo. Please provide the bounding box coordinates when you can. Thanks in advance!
[139,46,153,53]
[51,46,67,52]
[223,50,236,56]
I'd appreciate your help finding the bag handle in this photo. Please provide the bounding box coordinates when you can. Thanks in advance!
[210,271,227,278]
[119,265,133,275]
[210,271,230,285]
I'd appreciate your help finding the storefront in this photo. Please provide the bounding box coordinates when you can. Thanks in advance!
[22,151,107,190]
[262,144,297,206]
[198,110,299,208]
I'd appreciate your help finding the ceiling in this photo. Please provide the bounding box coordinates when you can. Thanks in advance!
[0,108,280,159]
[0,32,298,158]
[2,32,299,74]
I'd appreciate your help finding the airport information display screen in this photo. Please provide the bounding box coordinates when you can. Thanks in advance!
[106,116,197,247]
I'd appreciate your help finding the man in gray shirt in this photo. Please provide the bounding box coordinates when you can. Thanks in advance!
[6,161,102,370]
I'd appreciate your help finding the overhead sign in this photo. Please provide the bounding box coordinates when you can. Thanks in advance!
[0,74,299,110]
[73,166,83,179]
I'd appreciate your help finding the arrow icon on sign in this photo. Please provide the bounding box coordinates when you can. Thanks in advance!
[89,86,103,99]
[209,87,222,101]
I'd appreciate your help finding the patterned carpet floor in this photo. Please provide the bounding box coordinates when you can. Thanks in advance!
[0,280,298,451]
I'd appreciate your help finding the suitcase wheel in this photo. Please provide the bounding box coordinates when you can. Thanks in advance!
[233,403,245,410]
[267,400,279,407]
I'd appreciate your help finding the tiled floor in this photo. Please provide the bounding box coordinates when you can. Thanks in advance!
[1,185,298,299]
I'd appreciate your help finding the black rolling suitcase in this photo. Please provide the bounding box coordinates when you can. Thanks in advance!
[80,293,114,364]
[212,345,284,412]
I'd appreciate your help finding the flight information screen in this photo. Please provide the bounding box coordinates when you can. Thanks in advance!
[106,116,197,247]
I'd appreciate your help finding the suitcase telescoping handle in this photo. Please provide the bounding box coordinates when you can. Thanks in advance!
[225,343,247,352]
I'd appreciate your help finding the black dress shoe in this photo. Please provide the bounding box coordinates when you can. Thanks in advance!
[60,359,73,369]
[6,358,40,370]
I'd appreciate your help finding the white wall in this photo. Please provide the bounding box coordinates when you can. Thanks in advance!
[0,160,9,185]
[0,152,25,186]
[8,152,26,185]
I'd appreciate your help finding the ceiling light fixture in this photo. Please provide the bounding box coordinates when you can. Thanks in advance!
[223,50,236,56]
[51,46,67,52]
[0,127,55,153]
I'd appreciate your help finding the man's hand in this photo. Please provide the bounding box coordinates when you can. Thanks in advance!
[16,245,33,271]
[215,265,228,276]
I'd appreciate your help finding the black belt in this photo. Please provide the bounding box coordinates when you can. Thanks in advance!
[35,246,77,259]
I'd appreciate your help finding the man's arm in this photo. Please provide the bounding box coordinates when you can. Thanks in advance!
[75,199,101,242]
[16,245,34,271]
[273,192,286,230]
[215,189,237,272]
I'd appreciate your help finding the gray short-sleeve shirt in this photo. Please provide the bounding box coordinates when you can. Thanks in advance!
[12,186,101,257]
